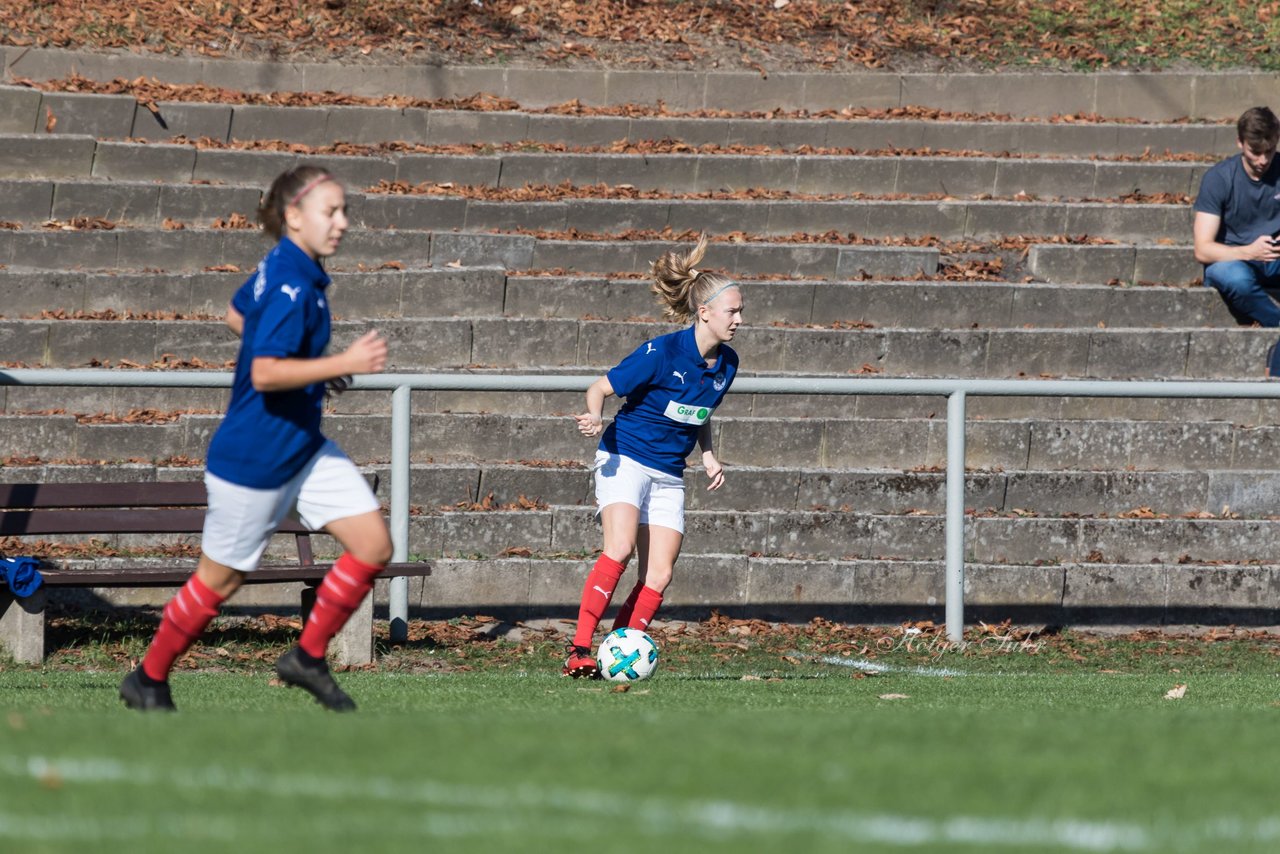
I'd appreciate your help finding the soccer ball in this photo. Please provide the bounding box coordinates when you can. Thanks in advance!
[596,628,659,682]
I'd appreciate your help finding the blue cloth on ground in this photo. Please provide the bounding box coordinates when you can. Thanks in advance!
[0,557,43,598]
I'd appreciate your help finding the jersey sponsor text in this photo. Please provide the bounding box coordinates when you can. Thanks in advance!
[663,400,712,425]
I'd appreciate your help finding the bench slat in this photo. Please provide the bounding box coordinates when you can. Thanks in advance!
[0,508,207,535]
[0,481,207,509]
[0,508,309,535]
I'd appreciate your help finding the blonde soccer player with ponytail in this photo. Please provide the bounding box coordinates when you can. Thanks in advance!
[564,235,743,677]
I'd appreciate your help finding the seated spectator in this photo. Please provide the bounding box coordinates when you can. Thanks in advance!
[1192,106,1280,373]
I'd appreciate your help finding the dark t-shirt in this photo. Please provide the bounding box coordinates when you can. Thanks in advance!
[1193,153,1280,246]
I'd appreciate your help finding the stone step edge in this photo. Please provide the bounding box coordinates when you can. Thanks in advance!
[0,131,1227,170]
[0,82,1239,130]
[7,407,1280,423]
[8,460,1280,475]
[0,315,1238,332]
[0,95,1239,158]
[0,266,1196,290]
[3,47,1274,120]
[0,175,1200,207]
[62,553,1280,569]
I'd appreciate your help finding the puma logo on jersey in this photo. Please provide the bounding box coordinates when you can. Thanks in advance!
[281,284,301,302]
[318,297,326,309]
[672,370,687,384]
[645,343,656,354]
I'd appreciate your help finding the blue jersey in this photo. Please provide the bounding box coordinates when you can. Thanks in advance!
[1193,154,1280,246]
[206,238,332,488]
[600,325,739,477]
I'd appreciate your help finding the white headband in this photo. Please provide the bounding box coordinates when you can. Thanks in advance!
[702,281,738,306]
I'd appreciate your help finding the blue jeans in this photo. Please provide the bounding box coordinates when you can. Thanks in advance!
[1204,259,1280,327]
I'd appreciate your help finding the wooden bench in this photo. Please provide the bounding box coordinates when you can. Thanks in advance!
[0,481,431,665]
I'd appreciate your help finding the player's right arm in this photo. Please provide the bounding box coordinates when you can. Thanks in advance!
[1193,211,1279,263]
[225,303,244,337]
[252,330,386,393]
[575,376,614,437]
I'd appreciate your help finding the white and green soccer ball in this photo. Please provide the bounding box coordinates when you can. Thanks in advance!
[596,628,659,682]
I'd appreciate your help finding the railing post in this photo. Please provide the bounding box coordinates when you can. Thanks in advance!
[945,390,967,644]
[389,384,411,644]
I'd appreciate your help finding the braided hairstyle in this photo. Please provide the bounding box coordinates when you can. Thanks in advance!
[257,164,338,240]
[650,233,738,323]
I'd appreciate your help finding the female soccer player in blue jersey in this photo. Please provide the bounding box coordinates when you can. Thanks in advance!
[120,165,391,712]
[564,234,743,677]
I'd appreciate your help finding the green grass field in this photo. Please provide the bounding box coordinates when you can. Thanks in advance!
[2,619,1279,853]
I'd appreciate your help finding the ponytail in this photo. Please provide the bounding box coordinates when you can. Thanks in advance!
[650,233,737,323]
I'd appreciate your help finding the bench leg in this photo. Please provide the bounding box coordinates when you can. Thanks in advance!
[0,587,47,664]
[331,592,374,667]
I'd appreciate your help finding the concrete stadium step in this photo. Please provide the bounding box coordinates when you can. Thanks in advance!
[259,506,1280,569]
[10,480,1280,569]
[0,177,1194,245]
[502,276,1229,329]
[5,411,1280,474]
[0,83,1236,155]
[68,553,1278,625]
[0,268,1230,330]
[315,464,1280,519]
[195,504,1280,567]
[2,51,1269,120]
[0,226,938,278]
[390,556,1280,624]
[8,384,1277,438]
[0,315,1271,376]
[1029,243,1200,286]
[0,267,505,319]
[0,134,1213,199]
[8,459,1270,518]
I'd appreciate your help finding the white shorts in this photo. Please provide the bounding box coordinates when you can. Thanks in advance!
[201,440,380,571]
[593,450,686,534]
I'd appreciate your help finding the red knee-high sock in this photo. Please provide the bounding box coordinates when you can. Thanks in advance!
[628,585,664,632]
[142,574,224,682]
[610,580,645,632]
[571,554,627,648]
[299,553,384,659]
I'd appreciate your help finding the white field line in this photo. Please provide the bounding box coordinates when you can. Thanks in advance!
[811,654,972,678]
[4,754,1280,851]
[0,813,237,842]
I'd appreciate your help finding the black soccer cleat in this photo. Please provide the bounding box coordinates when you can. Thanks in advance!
[562,644,600,679]
[275,647,357,712]
[119,667,177,712]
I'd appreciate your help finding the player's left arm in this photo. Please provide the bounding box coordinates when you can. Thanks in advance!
[698,421,724,491]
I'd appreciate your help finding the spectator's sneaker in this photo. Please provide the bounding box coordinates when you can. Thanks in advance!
[275,647,357,712]
[119,667,176,712]
[562,644,600,679]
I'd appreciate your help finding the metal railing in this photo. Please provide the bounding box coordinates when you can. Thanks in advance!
[6,369,1280,643]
